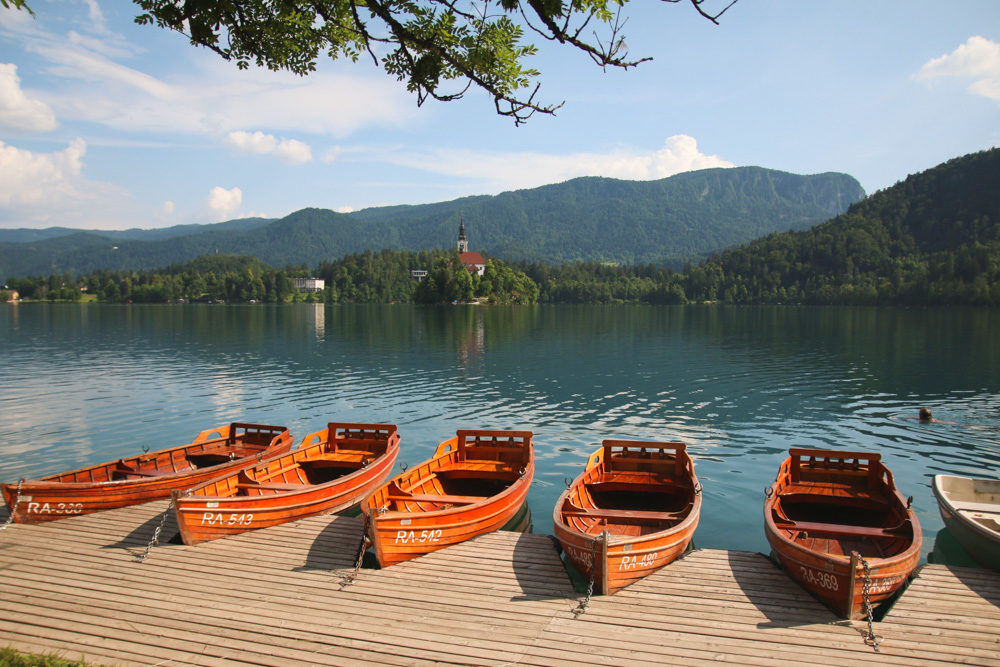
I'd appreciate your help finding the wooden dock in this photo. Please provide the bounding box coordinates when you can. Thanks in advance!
[0,502,997,665]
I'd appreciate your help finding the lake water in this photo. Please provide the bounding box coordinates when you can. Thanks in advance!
[1,303,998,562]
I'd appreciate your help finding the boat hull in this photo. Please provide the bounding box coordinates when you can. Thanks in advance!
[363,429,533,568]
[553,440,700,595]
[764,448,922,619]
[933,474,1000,570]
[173,423,400,545]
[1,423,292,524]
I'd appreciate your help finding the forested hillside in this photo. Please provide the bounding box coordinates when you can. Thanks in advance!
[0,167,863,280]
[682,149,1000,304]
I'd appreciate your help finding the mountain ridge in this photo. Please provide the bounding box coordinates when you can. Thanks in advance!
[0,166,864,280]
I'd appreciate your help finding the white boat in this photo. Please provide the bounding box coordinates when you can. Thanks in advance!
[932,474,1000,570]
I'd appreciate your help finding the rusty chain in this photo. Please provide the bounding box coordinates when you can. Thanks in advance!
[340,512,371,588]
[135,497,174,563]
[856,552,882,652]
[1,479,24,530]
[572,531,603,618]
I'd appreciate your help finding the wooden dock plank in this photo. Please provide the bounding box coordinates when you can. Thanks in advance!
[1,503,998,666]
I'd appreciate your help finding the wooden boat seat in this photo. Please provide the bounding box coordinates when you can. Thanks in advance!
[236,482,309,491]
[561,506,685,521]
[778,519,907,539]
[387,493,483,505]
[949,500,1000,514]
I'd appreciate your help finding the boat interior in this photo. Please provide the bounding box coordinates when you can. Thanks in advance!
[381,430,532,511]
[194,423,396,497]
[562,442,697,538]
[770,450,914,558]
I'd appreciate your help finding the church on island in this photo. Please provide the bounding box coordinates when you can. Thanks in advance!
[410,218,486,280]
[457,219,486,276]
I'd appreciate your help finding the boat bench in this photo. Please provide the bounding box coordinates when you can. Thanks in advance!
[949,500,1000,514]
[236,482,308,491]
[781,520,903,539]
[115,463,176,478]
[562,507,684,521]
[387,493,483,505]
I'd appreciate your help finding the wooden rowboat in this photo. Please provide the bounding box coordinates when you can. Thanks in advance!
[553,440,701,595]
[764,449,922,619]
[932,474,1000,570]
[1,423,292,524]
[173,422,400,545]
[362,429,533,568]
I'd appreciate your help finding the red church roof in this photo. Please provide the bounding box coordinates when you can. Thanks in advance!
[459,251,486,266]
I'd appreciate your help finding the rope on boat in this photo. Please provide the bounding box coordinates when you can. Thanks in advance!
[135,497,174,564]
[854,551,883,652]
[340,512,371,588]
[0,479,24,530]
[572,530,605,618]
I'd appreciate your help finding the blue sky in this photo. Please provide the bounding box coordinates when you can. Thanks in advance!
[0,0,998,230]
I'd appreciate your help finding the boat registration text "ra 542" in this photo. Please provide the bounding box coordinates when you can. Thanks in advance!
[394,528,443,544]
[200,512,253,526]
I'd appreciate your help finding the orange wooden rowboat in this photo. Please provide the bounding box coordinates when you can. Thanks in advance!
[553,440,701,595]
[173,422,400,545]
[764,448,922,619]
[1,423,292,524]
[362,429,533,568]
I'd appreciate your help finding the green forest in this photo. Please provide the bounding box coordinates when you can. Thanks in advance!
[3,149,998,307]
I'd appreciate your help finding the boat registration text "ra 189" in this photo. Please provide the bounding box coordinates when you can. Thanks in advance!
[200,512,253,526]
[26,501,83,515]
[394,528,443,544]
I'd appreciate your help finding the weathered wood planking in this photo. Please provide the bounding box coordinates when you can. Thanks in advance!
[0,502,998,666]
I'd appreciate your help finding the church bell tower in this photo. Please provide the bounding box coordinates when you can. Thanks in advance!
[457,216,469,253]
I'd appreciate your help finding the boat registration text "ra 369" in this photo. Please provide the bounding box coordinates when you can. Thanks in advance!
[200,512,254,526]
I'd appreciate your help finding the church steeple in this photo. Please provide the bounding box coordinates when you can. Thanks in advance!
[457,216,469,253]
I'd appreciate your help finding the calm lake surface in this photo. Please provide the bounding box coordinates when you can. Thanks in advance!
[1,303,998,562]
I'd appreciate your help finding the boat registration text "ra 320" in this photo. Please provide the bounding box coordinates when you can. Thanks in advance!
[200,512,254,526]
[25,500,84,515]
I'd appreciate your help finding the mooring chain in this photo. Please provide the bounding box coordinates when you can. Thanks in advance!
[572,532,602,618]
[0,479,24,531]
[857,552,882,652]
[340,512,371,588]
[135,497,174,564]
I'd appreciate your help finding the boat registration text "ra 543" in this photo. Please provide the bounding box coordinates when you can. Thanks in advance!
[200,512,253,526]
[394,528,443,544]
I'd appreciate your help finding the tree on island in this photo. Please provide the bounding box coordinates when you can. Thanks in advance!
[2,0,737,124]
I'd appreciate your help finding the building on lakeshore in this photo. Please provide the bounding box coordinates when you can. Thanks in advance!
[292,277,325,293]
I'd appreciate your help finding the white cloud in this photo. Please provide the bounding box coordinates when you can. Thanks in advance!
[0,138,135,228]
[208,186,242,221]
[274,138,312,164]
[226,131,278,154]
[162,201,175,216]
[367,135,734,192]
[334,205,355,213]
[323,146,342,163]
[0,63,57,131]
[0,138,86,207]
[226,131,312,164]
[917,36,1000,103]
